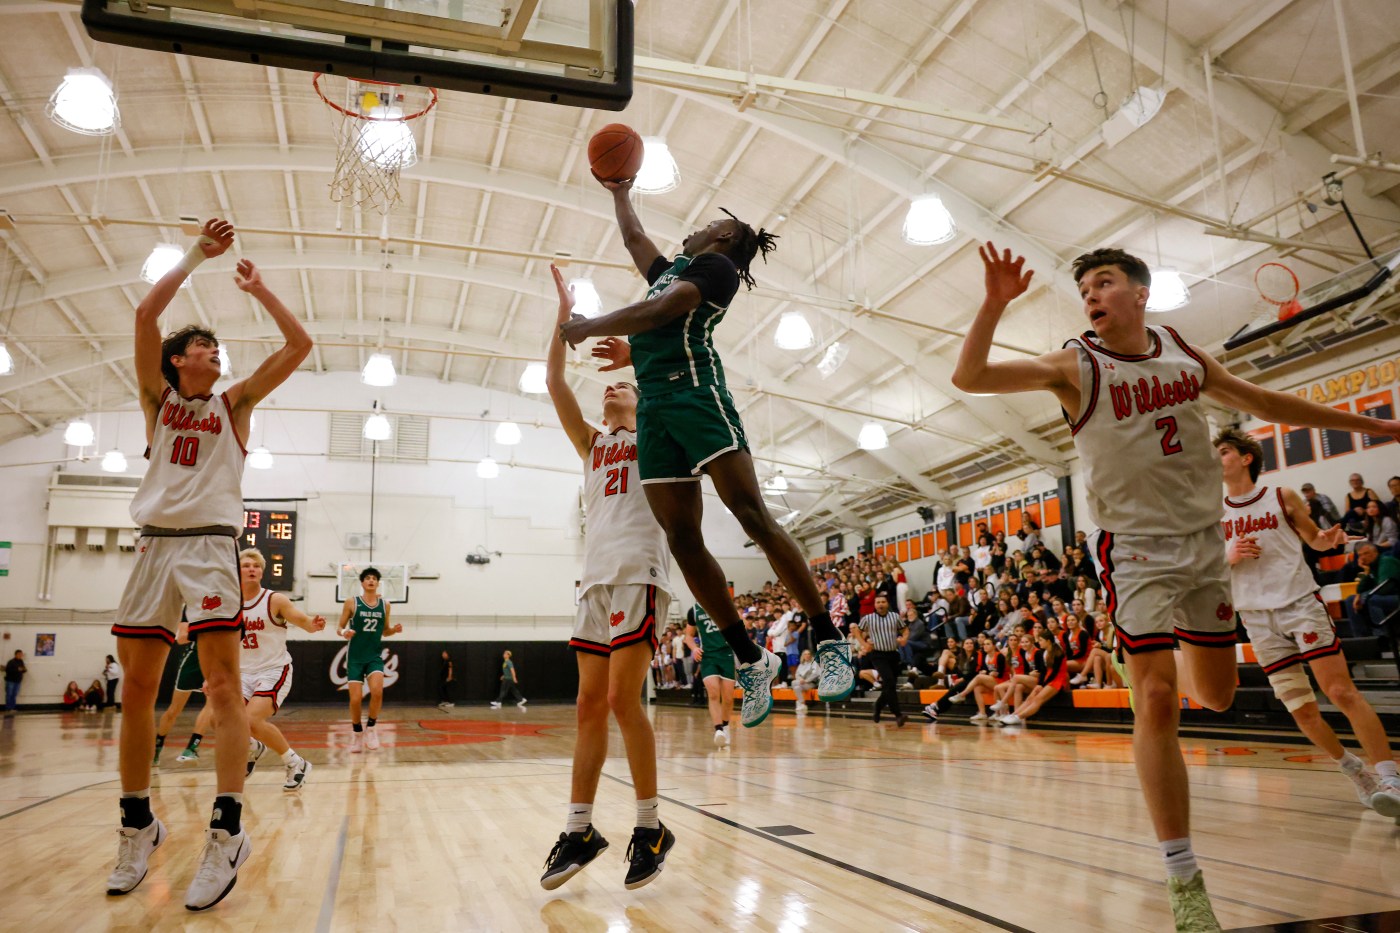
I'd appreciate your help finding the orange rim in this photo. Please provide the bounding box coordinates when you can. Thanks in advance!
[1253,261,1299,307]
[313,72,438,122]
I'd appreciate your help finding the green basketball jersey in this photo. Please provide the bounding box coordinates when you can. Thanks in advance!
[630,255,732,396]
[347,596,387,663]
[692,604,729,654]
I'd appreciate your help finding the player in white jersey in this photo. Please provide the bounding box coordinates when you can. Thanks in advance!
[953,243,1400,931]
[539,265,677,893]
[237,549,325,791]
[105,220,313,912]
[1215,430,1400,820]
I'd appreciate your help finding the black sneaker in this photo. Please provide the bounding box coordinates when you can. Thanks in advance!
[624,824,675,890]
[540,825,608,891]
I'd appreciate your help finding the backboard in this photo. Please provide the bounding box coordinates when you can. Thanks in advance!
[335,561,410,604]
[82,0,633,110]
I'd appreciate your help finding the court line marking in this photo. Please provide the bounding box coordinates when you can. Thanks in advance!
[601,772,1031,933]
[0,778,114,821]
[315,815,349,933]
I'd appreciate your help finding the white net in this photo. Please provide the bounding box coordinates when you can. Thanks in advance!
[319,75,436,213]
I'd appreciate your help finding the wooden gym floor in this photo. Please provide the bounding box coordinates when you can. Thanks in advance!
[1,703,1398,932]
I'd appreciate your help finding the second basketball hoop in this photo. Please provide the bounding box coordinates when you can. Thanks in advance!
[315,73,437,213]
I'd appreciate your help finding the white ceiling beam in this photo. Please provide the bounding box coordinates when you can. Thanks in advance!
[1280,48,1400,134]
[1195,0,1295,56]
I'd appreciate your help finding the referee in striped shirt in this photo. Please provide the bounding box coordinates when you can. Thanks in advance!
[854,593,908,727]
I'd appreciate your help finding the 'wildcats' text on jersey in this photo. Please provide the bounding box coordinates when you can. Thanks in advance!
[1221,487,1315,610]
[130,387,247,531]
[580,428,672,597]
[592,437,638,471]
[1107,370,1202,420]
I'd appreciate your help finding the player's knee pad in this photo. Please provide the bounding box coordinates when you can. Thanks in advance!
[1267,666,1316,712]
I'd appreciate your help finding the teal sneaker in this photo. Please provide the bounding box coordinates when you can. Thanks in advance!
[815,639,855,702]
[736,649,781,728]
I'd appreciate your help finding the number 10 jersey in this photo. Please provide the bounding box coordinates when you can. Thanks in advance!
[130,387,247,530]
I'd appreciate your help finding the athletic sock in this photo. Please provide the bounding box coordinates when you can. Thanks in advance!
[636,797,660,830]
[722,720,730,728]
[352,722,363,733]
[210,793,242,834]
[280,749,298,765]
[1376,760,1398,781]
[714,723,725,731]
[119,790,153,830]
[186,733,203,751]
[1335,751,1364,775]
[367,717,377,728]
[721,623,762,665]
[809,610,839,644]
[1159,837,1198,881]
[154,734,166,751]
[565,802,592,835]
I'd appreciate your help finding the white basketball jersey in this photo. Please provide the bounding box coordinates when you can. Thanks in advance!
[240,588,291,672]
[580,428,671,595]
[1063,325,1220,536]
[1222,486,1315,611]
[130,387,247,530]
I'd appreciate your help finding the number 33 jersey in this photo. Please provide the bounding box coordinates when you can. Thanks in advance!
[130,387,247,530]
[241,588,291,673]
[580,428,671,597]
[1063,325,1220,536]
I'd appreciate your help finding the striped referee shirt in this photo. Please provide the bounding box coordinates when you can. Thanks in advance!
[857,611,905,652]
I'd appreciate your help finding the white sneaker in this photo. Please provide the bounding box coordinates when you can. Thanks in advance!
[1371,779,1400,819]
[517,698,528,707]
[106,818,167,895]
[284,756,312,791]
[364,728,380,751]
[489,702,502,709]
[794,702,807,713]
[245,740,267,777]
[968,712,988,722]
[736,649,782,728]
[1070,673,1087,686]
[814,639,855,701]
[713,727,730,748]
[923,703,939,722]
[1000,714,1024,726]
[184,828,251,911]
[990,700,1008,714]
[949,693,966,705]
[437,702,449,711]
[349,733,363,754]
[1347,767,1379,807]
[176,747,199,763]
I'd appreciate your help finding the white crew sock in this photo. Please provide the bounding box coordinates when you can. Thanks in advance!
[1335,751,1364,775]
[636,797,660,830]
[565,802,592,835]
[1159,837,1198,882]
[281,748,298,765]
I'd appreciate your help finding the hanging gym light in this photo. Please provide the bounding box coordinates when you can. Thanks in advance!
[47,68,119,136]
[361,353,397,387]
[568,279,602,318]
[857,421,889,451]
[0,343,12,376]
[101,448,128,473]
[634,137,680,194]
[140,244,192,287]
[476,457,500,479]
[63,418,95,447]
[817,342,848,379]
[355,105,417,170]
[901,195,957,246]
[764,472,789,493]
[773,311,815,350]
[363,401,392,441]
[247,447,275,470]
[494,421,522,446]
[1146,269,1191,312]
[519,362,548,394]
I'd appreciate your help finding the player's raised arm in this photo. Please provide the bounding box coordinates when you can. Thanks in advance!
[270,593,326,634]
[600,177,665,277]
[134,219,234,414]
[559,280,701,347]
[546,264,601,459]
[591,336,632,373]
[226,260,313,416]
[1279,486,1359,552]
[951,243,1078,402]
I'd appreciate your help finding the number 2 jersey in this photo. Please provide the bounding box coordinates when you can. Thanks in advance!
[580,428,672,597]
[130,387,247,530]
[1062,325,1220,536]
[241,587,290,673]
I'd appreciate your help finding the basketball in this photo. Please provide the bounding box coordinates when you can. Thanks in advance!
[588,123,643,182]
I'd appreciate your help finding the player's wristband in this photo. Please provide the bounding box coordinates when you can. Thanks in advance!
[174,237,216,275]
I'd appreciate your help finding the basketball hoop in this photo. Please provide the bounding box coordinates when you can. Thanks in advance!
[1254,261,1303,321]
[314,73,437,213]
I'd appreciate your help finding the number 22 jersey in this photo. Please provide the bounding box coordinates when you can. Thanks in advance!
[1062,325,1220,536]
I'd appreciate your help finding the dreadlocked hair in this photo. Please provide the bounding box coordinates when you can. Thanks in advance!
[718,207,778,291]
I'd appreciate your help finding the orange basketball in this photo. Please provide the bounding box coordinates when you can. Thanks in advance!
[588,123,644,182]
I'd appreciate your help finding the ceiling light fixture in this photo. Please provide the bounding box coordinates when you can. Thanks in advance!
[817,342,848,379]
[857,421,889,451]
[764,472,789,493]
[0,343,12,376]
[519,362,548,394]
[1102,86,1167,147]
[494,421,522,446]
[361,352,397,387]
[901,195,957,246]
[140,244,193,287]
[476,457,499,479]
[46,68,119,136]
[774,311,815,350]
[247,446,275,470]
[634,137,680,194]
[363,401,392,441]
[63,418,95,447]
[1146,269,1191,312]
[101,448,128,473]
[355,105,417,170]
[568,278,602,318]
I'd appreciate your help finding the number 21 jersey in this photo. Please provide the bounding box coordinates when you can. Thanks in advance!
[580,428,671,596]
[1062,325,1220,536]
[130,387,247,530]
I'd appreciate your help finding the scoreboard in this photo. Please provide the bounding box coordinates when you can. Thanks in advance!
[241,507,297,591]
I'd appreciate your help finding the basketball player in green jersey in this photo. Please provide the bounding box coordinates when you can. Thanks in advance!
[336,567,402,753]
[561,176,855,730]
[683,604,734,748]
[154,621,208,765]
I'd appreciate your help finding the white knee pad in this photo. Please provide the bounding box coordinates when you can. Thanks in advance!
[1267,666,1316,712]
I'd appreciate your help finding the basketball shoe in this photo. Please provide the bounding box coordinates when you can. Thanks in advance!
[349,732,363,754]
[539,825,609,890]
[1344,763,1379,806]
[713,725,730,748]
[106,818,167,895]
[1371,778,1400,819]
[245,740,266,776]
[1167,870,1221,932]
[624,824,675,890]
[814,639,855,701]
[176,746,199,763]
[735,649,781,728]
[364,728,380,750]
[284,756,312,791]
[185,827,251,911]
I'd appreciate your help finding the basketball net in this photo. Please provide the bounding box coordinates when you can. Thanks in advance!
[315,74,437,213]
[1254,261,1303,323]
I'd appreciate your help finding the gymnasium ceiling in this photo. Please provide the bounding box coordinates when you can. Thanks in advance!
[1,0,1398,536]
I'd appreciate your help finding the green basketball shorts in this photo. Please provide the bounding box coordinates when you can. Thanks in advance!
[637,383,749,483]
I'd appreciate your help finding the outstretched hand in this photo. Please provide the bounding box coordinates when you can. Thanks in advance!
[310,615,327,632]
[1317,525,1362,550]
[549,263,575,322]
[592,170,634,193]
[199,219,235,259]
[592,336,631,372]
[233,259,262,293]
[979,241,1034,306]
